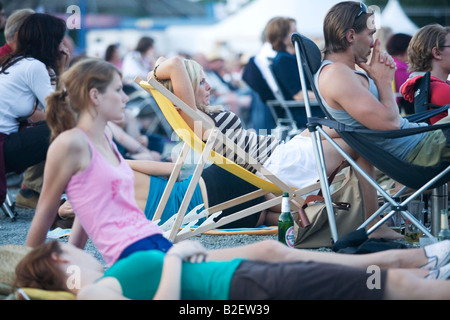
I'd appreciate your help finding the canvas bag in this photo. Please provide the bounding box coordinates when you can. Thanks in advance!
[294,165,365,249]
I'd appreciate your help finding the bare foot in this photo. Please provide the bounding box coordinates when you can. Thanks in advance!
[368,224,405,240]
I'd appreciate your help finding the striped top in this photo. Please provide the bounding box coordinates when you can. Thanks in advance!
[207,111,281,173]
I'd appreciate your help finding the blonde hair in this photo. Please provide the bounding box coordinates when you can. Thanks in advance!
[159,59,224,113]
[46,58,122,141]
[407,24,450,72]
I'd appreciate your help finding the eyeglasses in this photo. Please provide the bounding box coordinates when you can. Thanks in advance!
[354,2,369,23]
[440,46,450,48]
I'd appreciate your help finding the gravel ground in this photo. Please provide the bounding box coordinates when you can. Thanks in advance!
[1,181,416,269]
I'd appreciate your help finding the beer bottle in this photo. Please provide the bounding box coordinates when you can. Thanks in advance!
[278,193,294,247]
[438,209,450,241]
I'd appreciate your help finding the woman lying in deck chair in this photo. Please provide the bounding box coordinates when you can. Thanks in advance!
[14,240,450,300]
[150,56,399,240]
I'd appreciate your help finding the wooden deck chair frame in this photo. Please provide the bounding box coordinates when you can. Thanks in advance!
[135,76,345,243]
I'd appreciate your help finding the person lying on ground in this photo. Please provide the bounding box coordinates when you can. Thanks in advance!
[14,240,450,300]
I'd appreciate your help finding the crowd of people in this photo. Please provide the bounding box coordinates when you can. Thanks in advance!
[0,1,449,300]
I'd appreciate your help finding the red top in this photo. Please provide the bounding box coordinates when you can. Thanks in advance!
[401,74,450,124]
[0,43,12,58]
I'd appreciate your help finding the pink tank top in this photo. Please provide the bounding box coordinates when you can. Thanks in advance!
[65,129,162,266]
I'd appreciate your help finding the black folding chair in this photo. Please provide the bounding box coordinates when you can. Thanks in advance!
[291,32,450,243]
[242,56,301,139]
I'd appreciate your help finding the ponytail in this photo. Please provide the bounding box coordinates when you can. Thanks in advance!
[45,89,76,142]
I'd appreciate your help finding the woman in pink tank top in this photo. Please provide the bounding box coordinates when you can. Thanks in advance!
[25,58,168,266]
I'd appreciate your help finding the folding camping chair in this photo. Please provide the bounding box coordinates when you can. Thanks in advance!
[243,56,302,140]
[291,32,450,243]
[135,76,345,243]
[411,71,449,122]
[267,57,325,131]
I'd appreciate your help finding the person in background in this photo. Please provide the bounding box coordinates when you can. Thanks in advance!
[385,33,412,114]
[241,17,281,130]
[0,13,69,209]
[268,16,322,128]
[253,17,279,97]
[0,8,34,58]
[204,48,242,115]
[401,24,450,124]
[105,44,122,70]
[122,36,155,86]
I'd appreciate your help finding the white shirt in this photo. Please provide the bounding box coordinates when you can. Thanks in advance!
[0,58,53,134]
[122,51,152,84]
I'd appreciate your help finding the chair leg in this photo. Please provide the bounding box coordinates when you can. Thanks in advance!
[430,183,448,236]
[2,192,17,221]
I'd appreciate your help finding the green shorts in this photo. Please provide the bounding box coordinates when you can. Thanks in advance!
[405,129,450,166]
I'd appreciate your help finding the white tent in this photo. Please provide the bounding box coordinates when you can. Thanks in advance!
[380,0,418,36]
[165,0,343,56]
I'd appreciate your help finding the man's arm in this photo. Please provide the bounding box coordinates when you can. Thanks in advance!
[319,39,400,130]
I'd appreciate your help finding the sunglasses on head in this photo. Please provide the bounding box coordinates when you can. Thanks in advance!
[354,2,369,23]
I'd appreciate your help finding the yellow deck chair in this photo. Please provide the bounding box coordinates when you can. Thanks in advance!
[135,77,344,242]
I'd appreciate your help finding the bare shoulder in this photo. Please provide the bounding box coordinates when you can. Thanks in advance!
[47,129,91,173]
[319,62,368,97]
[49,129,88,155]
[319,62,355,83]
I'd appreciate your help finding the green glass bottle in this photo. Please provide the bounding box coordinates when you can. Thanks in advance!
[438,209,450,241]
[278,193,294,247]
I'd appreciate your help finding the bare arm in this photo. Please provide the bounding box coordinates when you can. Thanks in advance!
[68,217,89,249]
[126,159,174,176]
[150,56,214,140]
[319,39,400,130]
[107,122,161,161]
[26,131,86,247]
[79,241,208,300]
[79,253,183,300]
[153,241,208,300]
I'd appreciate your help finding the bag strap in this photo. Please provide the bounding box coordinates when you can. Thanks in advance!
[16,98,39,124]
[301,160,349,209]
